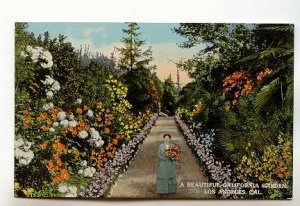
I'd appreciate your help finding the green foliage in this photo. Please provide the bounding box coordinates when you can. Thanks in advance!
[122,69,162,113]
[255,78,280,113]
[161,75,178,115]
[15,23,37,88]
[174,23,256,93]
[174,23,293,198]
[117,22,153,72]
[77,62,112,107]
[177,80,212,110]
[35,33,82,109]
[117,23,162,113]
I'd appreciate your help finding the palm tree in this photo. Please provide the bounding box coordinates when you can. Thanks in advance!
[237,24,293,115]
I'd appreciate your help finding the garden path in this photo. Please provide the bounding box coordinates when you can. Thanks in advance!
[109,116,215,199]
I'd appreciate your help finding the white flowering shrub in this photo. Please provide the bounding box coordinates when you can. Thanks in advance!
[58,183,77,197]
[21,45,54,69]
[14,137,34,166]
[78,165,96,178]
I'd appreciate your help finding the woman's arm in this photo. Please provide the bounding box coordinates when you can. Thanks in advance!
[158,145,168,161]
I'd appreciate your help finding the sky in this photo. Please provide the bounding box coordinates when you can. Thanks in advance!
[27,22,204,85]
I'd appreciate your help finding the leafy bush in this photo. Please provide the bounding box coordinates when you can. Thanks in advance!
[15,24,158,197]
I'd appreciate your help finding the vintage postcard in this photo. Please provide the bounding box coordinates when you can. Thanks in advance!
[14,22,293,199]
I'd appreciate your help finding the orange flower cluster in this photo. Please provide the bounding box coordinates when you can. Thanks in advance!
[66,126,78,137]
[52,139,67,153]
[105,142,116,157]
[91,148,107,168]
[223,68,272,111]
[23,115,32,128]
[83,105,89,111]
[52,169,70,183]
[40,125,50,131]
[191,102,203,117]
[164,144,181,161]
[89,135,122,168]
[74,149,81,160]
[104,127,110,134]
[76,108,83,115]
[112,138,118,145]
[22,109,32,128]
[49,108,60,119]
[237,135,292,183]
[47,153,70,183]
[39,141,48,150]
[39,111,55,131]
[223,71,254,111]
[257,68,272,81]
[223,70,253,95]
[22,108,30,115]
[78,119,90,130]
[38,112,48,121]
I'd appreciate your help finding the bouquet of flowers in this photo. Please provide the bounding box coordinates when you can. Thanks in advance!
[164,144,181,161]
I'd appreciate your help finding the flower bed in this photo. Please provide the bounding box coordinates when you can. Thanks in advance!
[158,112,168,117]
[83,113,158,197]
[14,44,158,198]
[174,115,235,198]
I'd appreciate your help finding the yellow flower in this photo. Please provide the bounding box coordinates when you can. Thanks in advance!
[22,188,34,197]
[242,155,247,162]
[225,104,231,111]
[284,140,291,147]
[278,135,283,144]
[96,101,103,109]
[259,175,264,181]
[14,182,20,191]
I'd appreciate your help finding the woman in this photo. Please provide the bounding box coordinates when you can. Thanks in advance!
[156,133,177,195]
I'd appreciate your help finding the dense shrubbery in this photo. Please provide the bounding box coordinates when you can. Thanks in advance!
[14,23,158,197]
[174,23,293,199]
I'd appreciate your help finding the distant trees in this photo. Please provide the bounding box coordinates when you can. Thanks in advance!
[161,75,177,115]
[117,23,162,113]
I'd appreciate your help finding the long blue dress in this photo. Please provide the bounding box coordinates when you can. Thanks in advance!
[156,142,177,194]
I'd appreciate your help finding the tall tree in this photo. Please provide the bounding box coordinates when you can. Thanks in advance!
[117,22,153,71]
[117,22,162,113]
